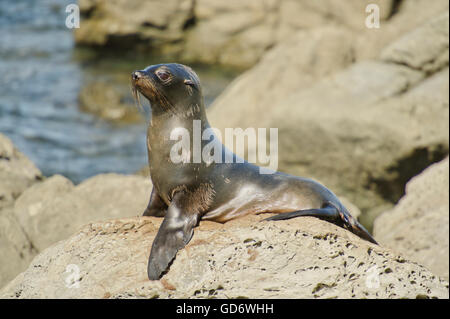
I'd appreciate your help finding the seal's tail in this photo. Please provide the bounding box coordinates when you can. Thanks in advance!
[264,203,378,245]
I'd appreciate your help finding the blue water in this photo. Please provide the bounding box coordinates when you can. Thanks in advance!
[0,0,235,183]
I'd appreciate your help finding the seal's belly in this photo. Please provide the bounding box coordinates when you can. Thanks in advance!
[202,184,316,223]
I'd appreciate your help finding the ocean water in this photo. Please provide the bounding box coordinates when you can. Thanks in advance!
[0,0,236,183]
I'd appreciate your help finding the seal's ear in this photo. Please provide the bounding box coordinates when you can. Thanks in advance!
[184,79,195,86]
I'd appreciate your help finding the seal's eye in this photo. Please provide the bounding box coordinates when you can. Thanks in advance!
[156,70,170,82]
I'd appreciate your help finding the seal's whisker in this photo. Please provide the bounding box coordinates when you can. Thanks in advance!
[136,90,143,112]
[132,83,146,114]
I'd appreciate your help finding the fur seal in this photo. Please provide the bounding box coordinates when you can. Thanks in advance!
[131,63,377,280]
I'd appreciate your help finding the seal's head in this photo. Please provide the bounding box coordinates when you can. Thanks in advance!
[131,63,202,115]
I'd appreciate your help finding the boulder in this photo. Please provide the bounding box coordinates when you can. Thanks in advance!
[374,157,449,280]
[380,12,449,74]
[207,12,449,218]
[78,81,143,123]
[0,133,42,288]
[0,207,36,289]
[13,174,152,252]
[1,215,448,299]
[207,26,356,123]
[75,0,194,49]
[183,0,393,67]
[75,0,449,68]
[0,134,42,208]
[355,0,449,61]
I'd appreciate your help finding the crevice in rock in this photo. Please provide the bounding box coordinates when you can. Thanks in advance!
[383,54,448,78]
[366,144,448,203]
[182,16,196,31]
[181,0,197,32]
[142,22,167,30]
[79,4,96,20]
[387,0,403,20]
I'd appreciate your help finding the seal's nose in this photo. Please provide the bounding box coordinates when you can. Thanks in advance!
[132,71,142,81]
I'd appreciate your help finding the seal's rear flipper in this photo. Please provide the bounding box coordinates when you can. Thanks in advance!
[264,204,378,245]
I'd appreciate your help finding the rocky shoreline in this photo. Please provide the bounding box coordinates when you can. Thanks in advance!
[0,0,448,298]
[1,136,448,298]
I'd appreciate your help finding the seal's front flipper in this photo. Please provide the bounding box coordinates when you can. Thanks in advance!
[143,187,168,217]
[264,203,378,245]
[147,193,198,280]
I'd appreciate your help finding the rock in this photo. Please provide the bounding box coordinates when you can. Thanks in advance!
[207,12,449,217]
[0,145,152,289]
[182,0,393,67]
[374,157,449,280]
[0,207,36,289]
[78,81,143,123]
[13,174,152,252]
[0,134,42,208]
[0,133,42,288]
[208,27,356,124]
[75,0,449,68]
[355,0,449,61]
[1,215,448,299]
[75,0,194,49]
[76,0,395,68]
[380,12,449,74]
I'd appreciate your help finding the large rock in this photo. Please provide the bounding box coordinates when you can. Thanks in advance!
[207,12,449,218]
[0,134,42,208]
[75,0,394,68]
[1,215,448,299]
[206,27,356,122]
[355,0,450,61]
[1,172,151,289]
[78,81,143,123]
[182,0,393,67]
[75,0,449,68]
[0,207,37,289]
[0,133,42,288]
[380,11,449,74]
[374,157,449,280]
[75,0,194,49]
[13,174,152,252]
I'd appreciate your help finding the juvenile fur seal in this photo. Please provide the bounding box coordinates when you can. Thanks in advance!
[131,63,377,280]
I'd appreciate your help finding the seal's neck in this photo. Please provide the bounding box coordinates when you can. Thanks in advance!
[147,100,213,154]
[149,100,210,128]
